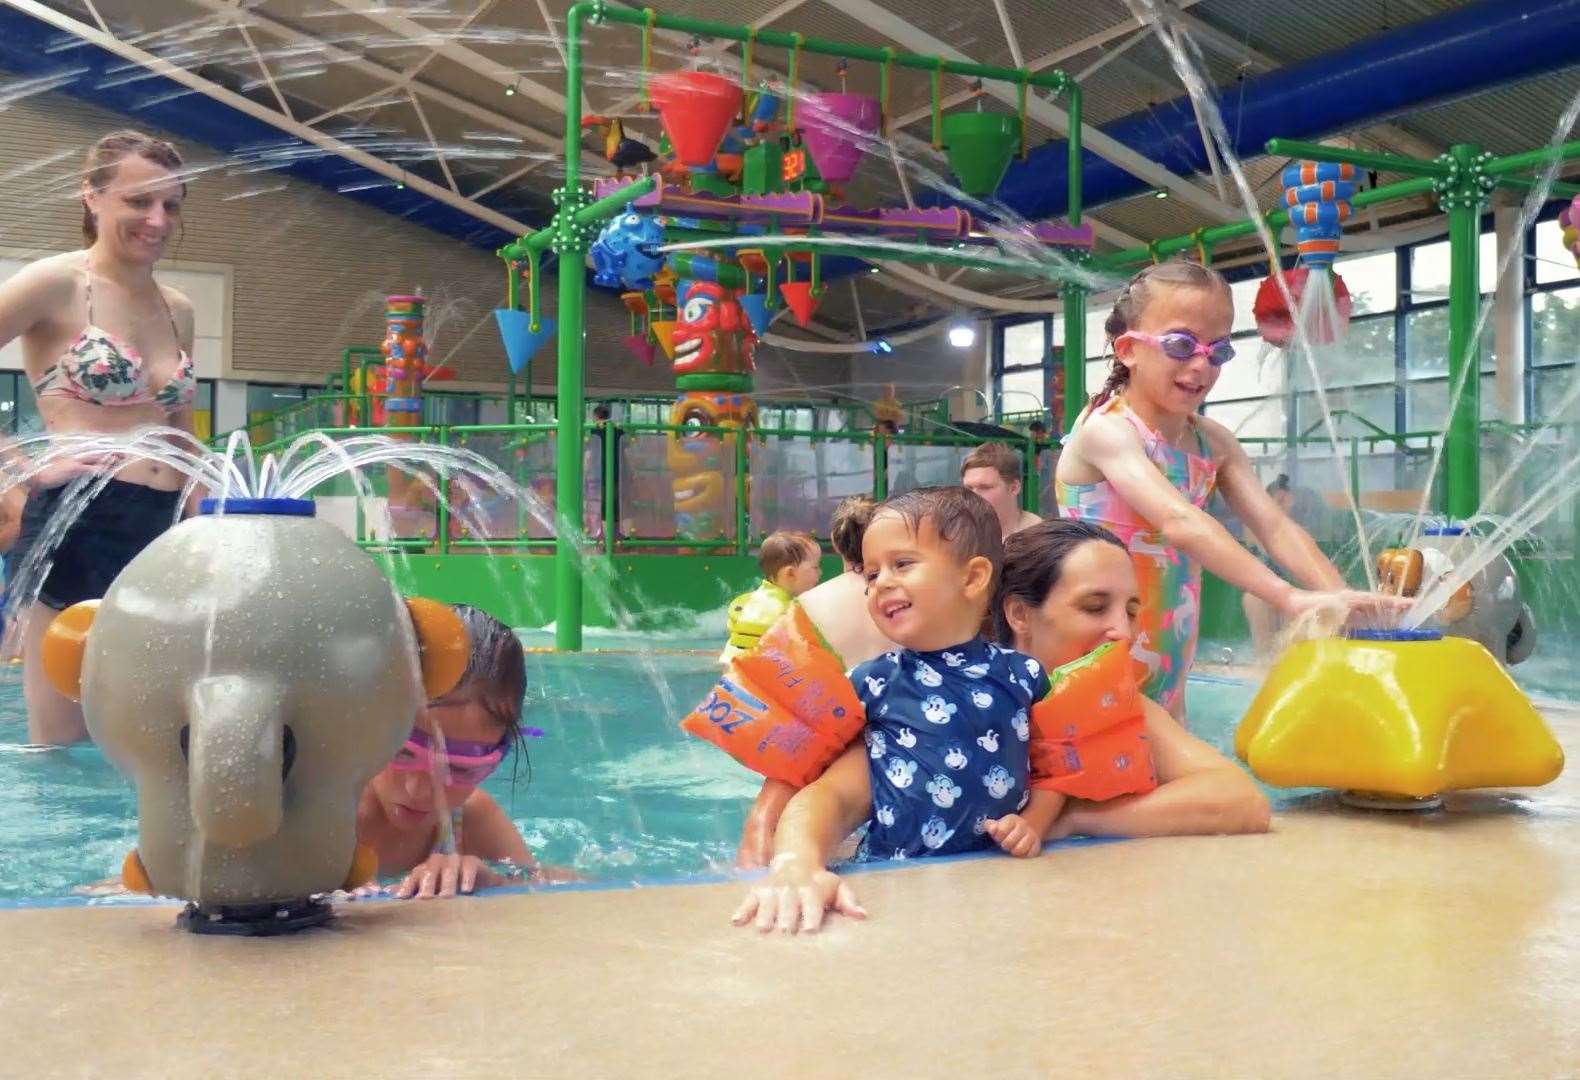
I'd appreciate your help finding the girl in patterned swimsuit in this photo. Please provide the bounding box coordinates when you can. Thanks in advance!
[1055,260,1402,720]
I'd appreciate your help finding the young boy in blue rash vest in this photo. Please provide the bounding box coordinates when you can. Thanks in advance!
[733,486,1063,934]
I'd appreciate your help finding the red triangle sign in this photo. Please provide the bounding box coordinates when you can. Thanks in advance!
[778,281,818,328]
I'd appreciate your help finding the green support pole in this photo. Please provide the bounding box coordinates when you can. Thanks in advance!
[1347,437,1360,511]
[1065,81,1082,229]
[1021,434,1036,512]
[1061,83,1086,433]
[551,256,587,652]
[502,256,522,427]
[1439,143,1493,520]
[360,355,376,428]
[436,426,451,555]
[603,418,616,557]
[505,260,521,310]
[1062,286,1086,435]
[1263,138,1447,179]
[553,5,597,652]
[874,434,888,500]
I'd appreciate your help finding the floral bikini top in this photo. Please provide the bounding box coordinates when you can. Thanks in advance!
[32,273,196,411]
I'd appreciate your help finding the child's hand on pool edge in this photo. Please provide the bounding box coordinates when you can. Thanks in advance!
[392,853,507,899]
[984,813,1043,858]
[731,852,867,934]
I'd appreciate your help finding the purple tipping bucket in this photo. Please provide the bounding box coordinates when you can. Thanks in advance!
[798,93,880,183]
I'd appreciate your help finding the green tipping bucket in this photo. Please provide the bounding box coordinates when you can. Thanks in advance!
[941,112,1022,197]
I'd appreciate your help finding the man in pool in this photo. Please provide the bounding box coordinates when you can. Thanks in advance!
[961,442,1041,538]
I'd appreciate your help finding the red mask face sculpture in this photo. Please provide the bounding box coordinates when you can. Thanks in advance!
[672,281,757,378]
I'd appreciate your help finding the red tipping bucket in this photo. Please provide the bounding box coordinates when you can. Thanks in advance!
[799,93,880,183]
[650,71,742,167]
[1253,268,1352,347]
[778,282,818,328]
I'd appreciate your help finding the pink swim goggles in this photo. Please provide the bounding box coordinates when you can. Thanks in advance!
[1118,330,1235,367]
[389,726,542,786]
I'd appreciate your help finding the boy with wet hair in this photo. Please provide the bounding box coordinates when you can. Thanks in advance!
[719,530,821,663]
[733,486,1058,932]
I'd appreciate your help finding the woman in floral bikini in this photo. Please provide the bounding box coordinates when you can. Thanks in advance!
[0,131,200,744]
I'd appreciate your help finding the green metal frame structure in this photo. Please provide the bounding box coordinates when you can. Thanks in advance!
[481,0,1580,651]
[524,1,1088,650]
[1089,137,1580,522]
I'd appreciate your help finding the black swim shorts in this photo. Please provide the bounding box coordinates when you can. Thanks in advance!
[6,478,184,611]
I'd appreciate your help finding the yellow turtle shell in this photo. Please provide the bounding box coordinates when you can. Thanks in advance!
[1236,634,1563,798]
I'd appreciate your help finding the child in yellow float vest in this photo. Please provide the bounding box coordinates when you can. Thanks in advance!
[719,531,822,663]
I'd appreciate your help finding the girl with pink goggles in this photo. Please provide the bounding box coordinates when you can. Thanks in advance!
[389,725,543,787]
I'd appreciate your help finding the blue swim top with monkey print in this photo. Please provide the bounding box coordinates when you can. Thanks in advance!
[851,638,1050,860]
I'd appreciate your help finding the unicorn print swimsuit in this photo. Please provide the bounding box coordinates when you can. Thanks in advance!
[1057,396,1218,716]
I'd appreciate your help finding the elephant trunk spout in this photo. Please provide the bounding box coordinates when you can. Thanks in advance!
[186,676,289,849]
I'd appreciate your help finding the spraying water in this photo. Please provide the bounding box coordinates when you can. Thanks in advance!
[1129,0,1580,635]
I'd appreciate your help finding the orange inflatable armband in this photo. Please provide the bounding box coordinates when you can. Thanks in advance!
[681,603,865,787]
[1028,640,1157,801]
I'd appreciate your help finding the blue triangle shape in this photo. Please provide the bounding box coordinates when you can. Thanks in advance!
[739,293,772,336]
[494,309,554,374]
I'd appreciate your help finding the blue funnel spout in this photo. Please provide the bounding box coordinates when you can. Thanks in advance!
[494,309,555,375]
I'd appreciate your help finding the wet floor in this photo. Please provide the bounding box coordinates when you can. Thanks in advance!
[1,704,1574,1078]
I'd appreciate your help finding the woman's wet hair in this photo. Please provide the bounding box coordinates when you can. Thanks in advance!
[828,495,876,566]
[81,130,186,245]
[1092,259,1230,410]
[993,518,1128,644]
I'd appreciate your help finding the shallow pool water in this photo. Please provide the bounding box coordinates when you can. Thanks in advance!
[0,649,1269,903]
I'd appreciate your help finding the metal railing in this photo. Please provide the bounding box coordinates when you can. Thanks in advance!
[228,412,1580,559]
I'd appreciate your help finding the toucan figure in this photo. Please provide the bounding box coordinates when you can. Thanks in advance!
[581,115,657,178]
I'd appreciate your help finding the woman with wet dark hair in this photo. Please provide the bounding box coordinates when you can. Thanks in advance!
[996,519,1271,839]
